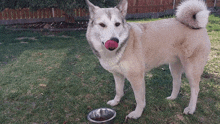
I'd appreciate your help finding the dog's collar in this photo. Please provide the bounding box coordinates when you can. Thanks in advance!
[116,36,129,55]
[176,18,202,30]
[189,25,202,30]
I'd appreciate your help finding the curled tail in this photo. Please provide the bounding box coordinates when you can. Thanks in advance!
[176,0,210,29]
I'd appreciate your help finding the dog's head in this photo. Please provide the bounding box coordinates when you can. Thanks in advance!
[86,0,130,54]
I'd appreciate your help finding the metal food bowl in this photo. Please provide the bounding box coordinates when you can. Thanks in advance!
[87,108,116,124]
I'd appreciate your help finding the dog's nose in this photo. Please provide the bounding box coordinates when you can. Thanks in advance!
[110,37,119,43]
[105,37,119,51]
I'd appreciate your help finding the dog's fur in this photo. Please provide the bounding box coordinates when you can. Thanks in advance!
[86,0,210,119]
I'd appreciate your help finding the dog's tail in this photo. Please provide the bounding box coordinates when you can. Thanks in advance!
[176,0,210,29]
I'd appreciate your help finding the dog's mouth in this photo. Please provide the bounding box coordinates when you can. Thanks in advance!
[104,38,119,51]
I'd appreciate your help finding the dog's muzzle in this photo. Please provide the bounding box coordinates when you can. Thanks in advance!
[104,37,119,51]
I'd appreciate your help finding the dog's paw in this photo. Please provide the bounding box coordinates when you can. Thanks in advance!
[126,111,141,119]
[166,96,176,100]
[107,100,119,106]
[183,106,195,114]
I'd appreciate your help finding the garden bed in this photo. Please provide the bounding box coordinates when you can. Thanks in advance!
[5,20,88,31]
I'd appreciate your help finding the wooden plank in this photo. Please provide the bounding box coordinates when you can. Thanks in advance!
[42,9,46,18]
[164,5,173,10]
[11,9,16,20]
[57,9,61,18]
[57,9,62,18]
[138,0,145,6]
[217,0,220,7]
[45,8,48,18]
[48,8,52,18]
[37,9,42,19]
[21,9,25,19]
[61,10,65,17]
[17,9,21,19]
[29,9,34,19]
[54,8,58,17]
[2,9,8,20]
[79,8,83,17]
[0,12,2,20]
[76,8,80,17]
[8,9,12,20]
[25,8,30,19]
[56,8,61,17]
[75,9,79,17]
[46,8,51,18]
[207,0,214,7]
[81,9,86,17]
[58,8,62,18]
[145,0,151,5]
[45,8,49,18]
[33,10,38,19]
[155,0,160,5]
[129,6,136,14]
[128,0,135,6]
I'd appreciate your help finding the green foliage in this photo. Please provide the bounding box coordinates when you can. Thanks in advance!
[0,0,119,14]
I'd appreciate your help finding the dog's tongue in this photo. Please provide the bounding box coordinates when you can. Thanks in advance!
[105,40,118,51]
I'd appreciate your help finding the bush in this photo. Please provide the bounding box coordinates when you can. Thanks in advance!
[0,0,119,11]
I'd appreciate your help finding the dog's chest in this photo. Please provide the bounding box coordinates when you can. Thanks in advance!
[99,57,122,73]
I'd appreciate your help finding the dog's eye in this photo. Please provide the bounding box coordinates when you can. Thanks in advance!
[99,23,106,28]
[115,22,120,27]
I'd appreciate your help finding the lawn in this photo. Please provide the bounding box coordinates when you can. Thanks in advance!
[0,15,220,124]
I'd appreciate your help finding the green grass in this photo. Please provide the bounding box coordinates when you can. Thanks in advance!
[0,15,220,123]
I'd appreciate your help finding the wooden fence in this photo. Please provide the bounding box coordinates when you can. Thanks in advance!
[0,8,89,24]
[128,0,219,14]
[0,0,219,25]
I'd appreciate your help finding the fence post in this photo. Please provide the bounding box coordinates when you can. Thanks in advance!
[52,8,55,18]
[173,0,176,9]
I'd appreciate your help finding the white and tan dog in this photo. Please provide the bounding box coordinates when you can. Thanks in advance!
[86,0,210,119]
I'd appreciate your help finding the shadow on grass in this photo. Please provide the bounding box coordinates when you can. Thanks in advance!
[0,29,102,123]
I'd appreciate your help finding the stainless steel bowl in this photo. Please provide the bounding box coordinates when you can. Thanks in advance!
[87,108,116,124]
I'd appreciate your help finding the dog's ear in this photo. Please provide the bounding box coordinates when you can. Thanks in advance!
[85,0,100,19]
[116,0,128,18]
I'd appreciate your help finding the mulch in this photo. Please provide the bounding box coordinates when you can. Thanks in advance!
[5,20,89,31]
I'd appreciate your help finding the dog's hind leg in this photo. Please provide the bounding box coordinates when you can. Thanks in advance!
[183,63,204,114]
[107,73,125,106]
[167,61,183,100]
[182,52,208,114]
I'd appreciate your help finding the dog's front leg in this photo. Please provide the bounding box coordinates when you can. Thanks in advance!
[126,75,146,119]
[107,72,125,106]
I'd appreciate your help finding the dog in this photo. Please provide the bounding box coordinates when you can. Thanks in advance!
[85,0,210,119]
